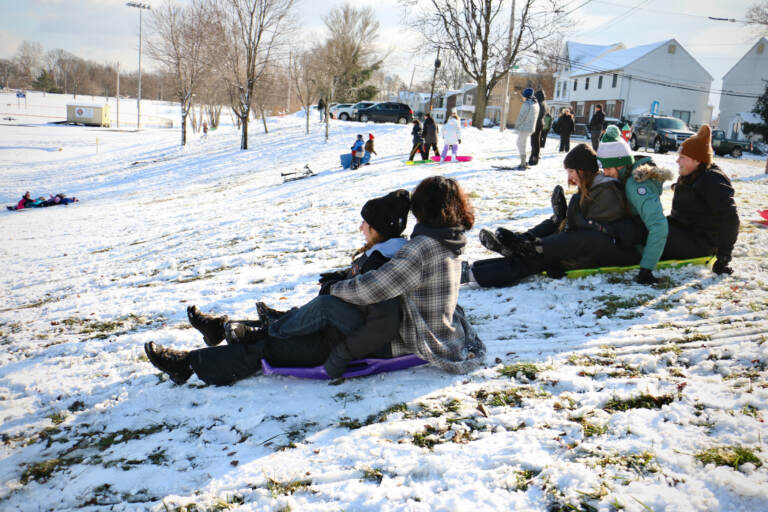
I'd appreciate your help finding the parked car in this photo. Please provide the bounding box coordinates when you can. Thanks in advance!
[329,103,354,120]
[356,102,413,124]
[351,101,378,120]
[629,115,695,154]
[712,129,752,158]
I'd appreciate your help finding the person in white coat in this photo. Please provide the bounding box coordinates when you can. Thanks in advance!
[514,88,539,170]
[440,113,463,161]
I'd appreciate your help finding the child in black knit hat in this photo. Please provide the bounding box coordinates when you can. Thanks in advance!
[147,190,413,384]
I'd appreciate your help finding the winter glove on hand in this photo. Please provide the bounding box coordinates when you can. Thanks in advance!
[713,258,733,275]
[635,268,658,285]
[319,270,347,285]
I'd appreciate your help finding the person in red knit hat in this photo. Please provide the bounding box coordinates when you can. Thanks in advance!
[661,124,740,275]
[364,133,376,165]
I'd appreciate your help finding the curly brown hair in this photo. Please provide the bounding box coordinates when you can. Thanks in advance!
[410,176,474,230]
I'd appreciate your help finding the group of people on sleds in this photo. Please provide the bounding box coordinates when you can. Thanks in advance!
[7,191,78,210]
[145,123,739,387]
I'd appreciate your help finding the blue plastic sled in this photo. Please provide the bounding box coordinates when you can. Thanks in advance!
[261,354,427,380]
[340,152,371,169]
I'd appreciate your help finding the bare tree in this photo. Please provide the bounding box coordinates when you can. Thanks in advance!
[747,1,768,35]
[207,0,296,150]
[147,0,209,146]
[14,41,44,87]
[290,49,323,134]
[403,0,568,128]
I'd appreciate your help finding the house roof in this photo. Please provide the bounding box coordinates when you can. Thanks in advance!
[569,40,670,77]
[565,42,622,70]
[723,38,768,83]
[736,112,764,124]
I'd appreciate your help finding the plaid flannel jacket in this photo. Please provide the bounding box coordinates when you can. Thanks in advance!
[331,234,485,374]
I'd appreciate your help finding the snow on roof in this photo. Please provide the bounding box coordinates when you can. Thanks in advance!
[569,40,670,77]
[566,42,621,68]
[736,112,764,124]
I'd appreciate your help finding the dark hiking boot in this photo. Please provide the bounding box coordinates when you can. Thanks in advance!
[479,228,505,255]
[496,230,542,260]
[255,301,286,329]
[224,322,268,345]
[551,185,567,223]
[187,305,229,346]
[144,342,193,384]
[460,260,471,284]
[324,342,353,379]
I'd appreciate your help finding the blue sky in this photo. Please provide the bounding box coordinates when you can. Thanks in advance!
[0,0,760,113]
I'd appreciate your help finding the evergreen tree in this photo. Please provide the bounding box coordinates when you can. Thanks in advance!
[744,80,768,140]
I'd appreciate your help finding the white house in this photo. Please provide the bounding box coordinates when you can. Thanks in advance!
[553,39,713,127]
[719,38,768,140]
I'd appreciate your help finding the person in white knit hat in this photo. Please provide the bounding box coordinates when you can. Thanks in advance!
[597,125,673,285]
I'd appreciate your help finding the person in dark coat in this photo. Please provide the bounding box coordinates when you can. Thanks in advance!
[540,111,553,148]
[528,90,547,166]
[422,113,439,158]
[409,119,428,161]
[317,98,326,122]
[661,124,740,275]
[144,190,413,384]
[463,144,640,287]
[363,133,376,165]
[556,109,575,153]
[588,104,605,150]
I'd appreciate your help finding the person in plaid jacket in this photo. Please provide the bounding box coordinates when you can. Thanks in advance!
[330,176,485,374]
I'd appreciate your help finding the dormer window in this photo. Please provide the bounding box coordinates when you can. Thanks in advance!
[668,44,676,54]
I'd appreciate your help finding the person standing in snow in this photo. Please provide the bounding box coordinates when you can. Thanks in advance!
[661,124,740,276]
[364,133,376,165]
[440,113,462,161]
[555,108,575,153]
[350,134,365,170]
[409,119,428,161]
[528,89,547,166]
[588,104,605,151]
[540,111,553,149]
[463,144,639,287]
[317,98,326,122]
[144,178,485,384]
[597,125,673,285]
[514,88,539,170]
[422,113,439,159]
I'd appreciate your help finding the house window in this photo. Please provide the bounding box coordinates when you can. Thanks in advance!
[465,94,473,106]
[585,77,590,90]
[576,102,584,117]
[672,109,691,125]
[598,76,603,89]
[605,101,615,117]
[612,74,618,87]
[668,44,676,54]
[574,79,578,91]
[556,82,561,98]
[759,43,765,54]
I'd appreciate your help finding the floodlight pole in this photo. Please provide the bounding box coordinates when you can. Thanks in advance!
[127,2,151,130]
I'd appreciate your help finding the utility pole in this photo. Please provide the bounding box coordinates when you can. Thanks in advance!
[116,62,120,128]
[499,0,516,132]
[127,2,151,129]
[428,48,441,113]
[286,50,292,115]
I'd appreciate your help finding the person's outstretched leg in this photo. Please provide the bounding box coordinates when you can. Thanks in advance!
[268,295,365,339]
[440,144,449,161]
[187,305,230,346]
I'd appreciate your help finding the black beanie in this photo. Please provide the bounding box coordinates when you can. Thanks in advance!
[563,143,599,174]
[361,189,411,238]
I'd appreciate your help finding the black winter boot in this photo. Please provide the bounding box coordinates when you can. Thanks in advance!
[187,305,229,346]
[479,228,505,255]
[323,329,353,379]
[497,232,542,260]
[144,342,193,384]
[224,321,269,345]
[551,185,567,224]
[255,301,286,329]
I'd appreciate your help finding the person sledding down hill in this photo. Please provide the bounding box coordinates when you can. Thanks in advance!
[6,191,78,210]
[144,177,485,385]
[463,144,643,287]
[350,134,365,170]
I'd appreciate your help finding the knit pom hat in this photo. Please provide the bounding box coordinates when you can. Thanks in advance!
[361,189,411,239]
[368,133,374,140]
[597,125,635,169]
[564,143,599,174]
[522,87,534,98]
[680,124,713,166]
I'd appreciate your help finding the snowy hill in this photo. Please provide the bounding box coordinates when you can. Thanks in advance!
[1,97,767,511]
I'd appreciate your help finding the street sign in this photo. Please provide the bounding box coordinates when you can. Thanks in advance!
[16,91,25,98]
[650,100,660,115]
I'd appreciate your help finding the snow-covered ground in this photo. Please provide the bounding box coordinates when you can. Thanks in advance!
[1,92,767,511]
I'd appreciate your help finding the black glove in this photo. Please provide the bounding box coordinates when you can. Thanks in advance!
[713,258,733,275]
[319,270,347,284]
[635,268,658,285]
[459,139,462,144]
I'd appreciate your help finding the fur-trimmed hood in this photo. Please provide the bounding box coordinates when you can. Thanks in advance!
[632,163,674,184]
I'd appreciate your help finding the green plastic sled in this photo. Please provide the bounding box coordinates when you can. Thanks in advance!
[557,256,715,280]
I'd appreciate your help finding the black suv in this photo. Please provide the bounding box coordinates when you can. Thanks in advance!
[356,102,413,124]
[629,115,695,154]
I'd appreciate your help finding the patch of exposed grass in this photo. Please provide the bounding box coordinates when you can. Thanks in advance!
[47,411,67,425]
[96,424,165,449]
[499,362,540,380]
[266,477,311,497]
[21,456,83,484]
[338,402,411,429]
[695,446,762,469]
[475,387,550,407]
[602,394,674,413]
[593,293,653,318]
[360,467,384,483]
[572,415,607,438]
[514,469,540,491]
[650,343,682,356]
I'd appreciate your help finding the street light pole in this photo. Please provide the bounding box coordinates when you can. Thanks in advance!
[126,2,151,130]
[428,48,441,114]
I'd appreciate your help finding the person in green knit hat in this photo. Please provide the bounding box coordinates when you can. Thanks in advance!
[597,125,674,285]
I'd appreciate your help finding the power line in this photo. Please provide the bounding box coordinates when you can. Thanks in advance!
[574,0,654,37]
[533,50,761,99]
[591,0,756,23]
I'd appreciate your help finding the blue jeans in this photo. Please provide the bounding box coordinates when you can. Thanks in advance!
[268,295,365,339]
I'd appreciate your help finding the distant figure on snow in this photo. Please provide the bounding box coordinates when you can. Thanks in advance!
[409,119,428,161]
[514,88,539,170]
[364,133,376,165]
[440,113,462,162]
[350,134,365,170]
[422,113,439,159]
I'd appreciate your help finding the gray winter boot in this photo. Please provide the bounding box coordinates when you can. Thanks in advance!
[187,305,229,346]
[224,321,268,345]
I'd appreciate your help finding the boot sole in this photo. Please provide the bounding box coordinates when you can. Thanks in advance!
[144,342,192,385]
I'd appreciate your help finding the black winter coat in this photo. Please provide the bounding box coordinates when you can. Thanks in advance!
[411,123,424,145]
[423,117,438,145]
[589,110,605,131]
[533,91,547,133]
[668,164,739,261]
[557,115,575,136]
